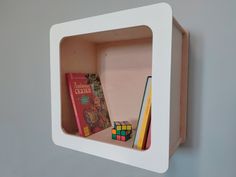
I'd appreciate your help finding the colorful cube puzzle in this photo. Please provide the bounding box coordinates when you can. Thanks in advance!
[112,121,132,141]
[114,121,132,131]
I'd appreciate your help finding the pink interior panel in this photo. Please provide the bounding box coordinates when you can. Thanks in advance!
[60,37,97,133]
[97,38,152,125]
[59,26,152,148]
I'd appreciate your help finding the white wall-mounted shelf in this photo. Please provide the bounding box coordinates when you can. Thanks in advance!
[50,3,189,173]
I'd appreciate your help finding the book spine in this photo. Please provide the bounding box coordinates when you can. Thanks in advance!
[137,86,152,150]
[133,76,152,150]
[66,73,85,136]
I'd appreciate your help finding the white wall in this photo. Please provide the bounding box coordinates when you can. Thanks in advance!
[0,0,236,177]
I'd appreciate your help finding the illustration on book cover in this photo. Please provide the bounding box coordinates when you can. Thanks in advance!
[67,73,111,137]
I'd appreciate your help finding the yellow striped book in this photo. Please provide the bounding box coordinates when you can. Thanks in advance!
[133,76,152,150]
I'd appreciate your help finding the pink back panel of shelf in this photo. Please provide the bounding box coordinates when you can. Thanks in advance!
[97,38,152,124]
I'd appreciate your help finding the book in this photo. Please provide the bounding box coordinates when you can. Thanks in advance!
[145,122,151,149]
[133,76,152,150]
[66,73,111,137]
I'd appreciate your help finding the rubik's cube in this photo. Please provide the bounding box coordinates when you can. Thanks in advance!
[112,121,132,141]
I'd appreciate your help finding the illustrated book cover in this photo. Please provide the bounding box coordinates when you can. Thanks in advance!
[66,73,111,137]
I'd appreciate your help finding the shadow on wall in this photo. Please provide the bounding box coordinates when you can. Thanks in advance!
[165,31,206,177]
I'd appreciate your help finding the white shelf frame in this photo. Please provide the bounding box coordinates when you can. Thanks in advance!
[50,3,189,173]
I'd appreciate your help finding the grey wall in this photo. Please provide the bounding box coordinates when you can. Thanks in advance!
[0,0,236,177]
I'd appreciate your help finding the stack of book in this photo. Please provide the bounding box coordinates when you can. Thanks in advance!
[133,76,152,150]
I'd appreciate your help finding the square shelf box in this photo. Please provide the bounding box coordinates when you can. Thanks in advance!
[50,3,189,173]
